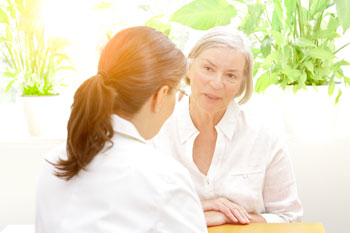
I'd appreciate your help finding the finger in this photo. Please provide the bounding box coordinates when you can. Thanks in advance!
[243,209,252,220]
[238,208,251,223]
[233,209,248,224]
[224,200,251,222]
[220,206,238,223]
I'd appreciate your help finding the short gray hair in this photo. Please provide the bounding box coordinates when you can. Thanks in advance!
[187,26,254,104]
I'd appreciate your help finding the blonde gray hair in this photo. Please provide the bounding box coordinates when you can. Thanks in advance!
[187,26,254,104]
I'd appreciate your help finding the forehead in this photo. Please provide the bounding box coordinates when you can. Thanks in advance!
[195,47,245,71]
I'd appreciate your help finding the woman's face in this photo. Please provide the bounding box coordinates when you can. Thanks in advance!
[188,47,246,114]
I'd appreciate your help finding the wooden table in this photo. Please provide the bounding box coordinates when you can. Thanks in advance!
[208,223,326,233]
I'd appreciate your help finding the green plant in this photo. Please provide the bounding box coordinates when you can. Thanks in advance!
[0,0,74,96]
[240,0,350,104]
[169,0,350,103]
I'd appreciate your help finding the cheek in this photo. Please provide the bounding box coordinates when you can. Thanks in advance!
[226,82,242,99]
[189,70,206,93]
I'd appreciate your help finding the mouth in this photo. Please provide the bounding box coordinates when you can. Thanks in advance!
[204,93,221,101]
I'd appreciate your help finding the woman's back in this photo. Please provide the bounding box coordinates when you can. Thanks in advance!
[35,26,207,232]
[36,115,207,233]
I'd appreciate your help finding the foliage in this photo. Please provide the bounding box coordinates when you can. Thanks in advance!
[145,14,171,36]
[170,0,237,30]
[167,0,350,103]
[0,0,74,96]
[240,0,350,104]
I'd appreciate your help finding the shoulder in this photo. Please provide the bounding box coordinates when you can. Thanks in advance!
[44,143,67,163]
[137,145,193,185]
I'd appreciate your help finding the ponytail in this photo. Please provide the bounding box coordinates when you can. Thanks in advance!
[51,26,186,180]
[53,74,116,180]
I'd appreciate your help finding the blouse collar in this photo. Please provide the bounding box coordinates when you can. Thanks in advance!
[176,95,240,144]
[111,114,149,144]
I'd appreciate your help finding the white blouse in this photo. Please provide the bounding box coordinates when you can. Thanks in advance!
[35,114,208,233]
[153,96,303,223]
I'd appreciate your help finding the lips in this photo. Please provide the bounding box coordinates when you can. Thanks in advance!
[204,93,221,100]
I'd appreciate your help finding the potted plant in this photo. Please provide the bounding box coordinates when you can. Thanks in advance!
[237,0,350,137]
[170,0,350,103]
[239,0,350,103]
[0,0,74,136]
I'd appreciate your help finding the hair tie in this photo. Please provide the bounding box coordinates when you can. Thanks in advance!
[97,71,108,81]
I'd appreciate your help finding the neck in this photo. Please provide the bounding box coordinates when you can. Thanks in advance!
[118,101,155,140]
[189,96,225,131]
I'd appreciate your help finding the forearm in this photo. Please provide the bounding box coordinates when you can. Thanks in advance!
[204,211,229,227]
[249,213,266,223]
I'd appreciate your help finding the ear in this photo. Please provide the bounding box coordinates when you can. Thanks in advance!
[152,85,170,113]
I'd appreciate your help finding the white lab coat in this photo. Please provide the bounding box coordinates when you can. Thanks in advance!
[35,114,208,233]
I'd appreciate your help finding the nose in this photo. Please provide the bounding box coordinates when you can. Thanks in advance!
[209,73,224,89]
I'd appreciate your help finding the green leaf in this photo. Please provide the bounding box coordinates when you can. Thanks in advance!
[344,77,350,86]
[335,89,342,104]
[314,0,329,14]
[327,14,340,32]
[240,3,264,35]
[261,36,272,58]
[271,10,282,32]
[271,30,282,46]
[93,1,113,10]
[5,79,17,94]
[311,29,340,40]
[282,65,302,82]
[295,37,315,47]
[145,15,171,36]
[284,0,296,22]
[0,7,9,24]
[328,78,335,95]
[255,72,277,93]
[300,71,307,84]
[335,0,350,32]
[170,0,236,30]
[3,71,16,78]
[304,61,314,73]
[293,84,301,94]
[253,62,261,76]
[273,0,283,22]
[309,48,336,60]
[262,50,279,67]
[251,47,261,57]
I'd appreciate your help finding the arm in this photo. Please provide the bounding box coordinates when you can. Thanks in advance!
[201,198,251,225]
[204,211,265,227]
[158,167,208,233]
[261,139,303,223]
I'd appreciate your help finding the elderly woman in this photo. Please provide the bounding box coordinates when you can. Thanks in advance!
[154,27,303,226]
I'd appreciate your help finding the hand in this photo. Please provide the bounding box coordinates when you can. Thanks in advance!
[201,198,252,225]
[204,211,229,227]
[249,214,267,223]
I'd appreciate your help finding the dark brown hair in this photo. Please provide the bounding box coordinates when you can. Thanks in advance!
[53,26,186,180]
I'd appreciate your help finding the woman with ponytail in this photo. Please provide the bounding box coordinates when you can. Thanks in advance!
[35,26,207,233]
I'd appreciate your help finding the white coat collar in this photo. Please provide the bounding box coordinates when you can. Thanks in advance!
[176,95,240,143]
[111,114,149,144]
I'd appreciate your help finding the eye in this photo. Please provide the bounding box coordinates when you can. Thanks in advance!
[203,66,214,72]
[225,73,237,82]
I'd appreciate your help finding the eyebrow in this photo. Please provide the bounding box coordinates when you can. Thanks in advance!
[202,58,242,73]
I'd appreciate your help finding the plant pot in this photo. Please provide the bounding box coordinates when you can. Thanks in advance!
[16,95,70,137]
